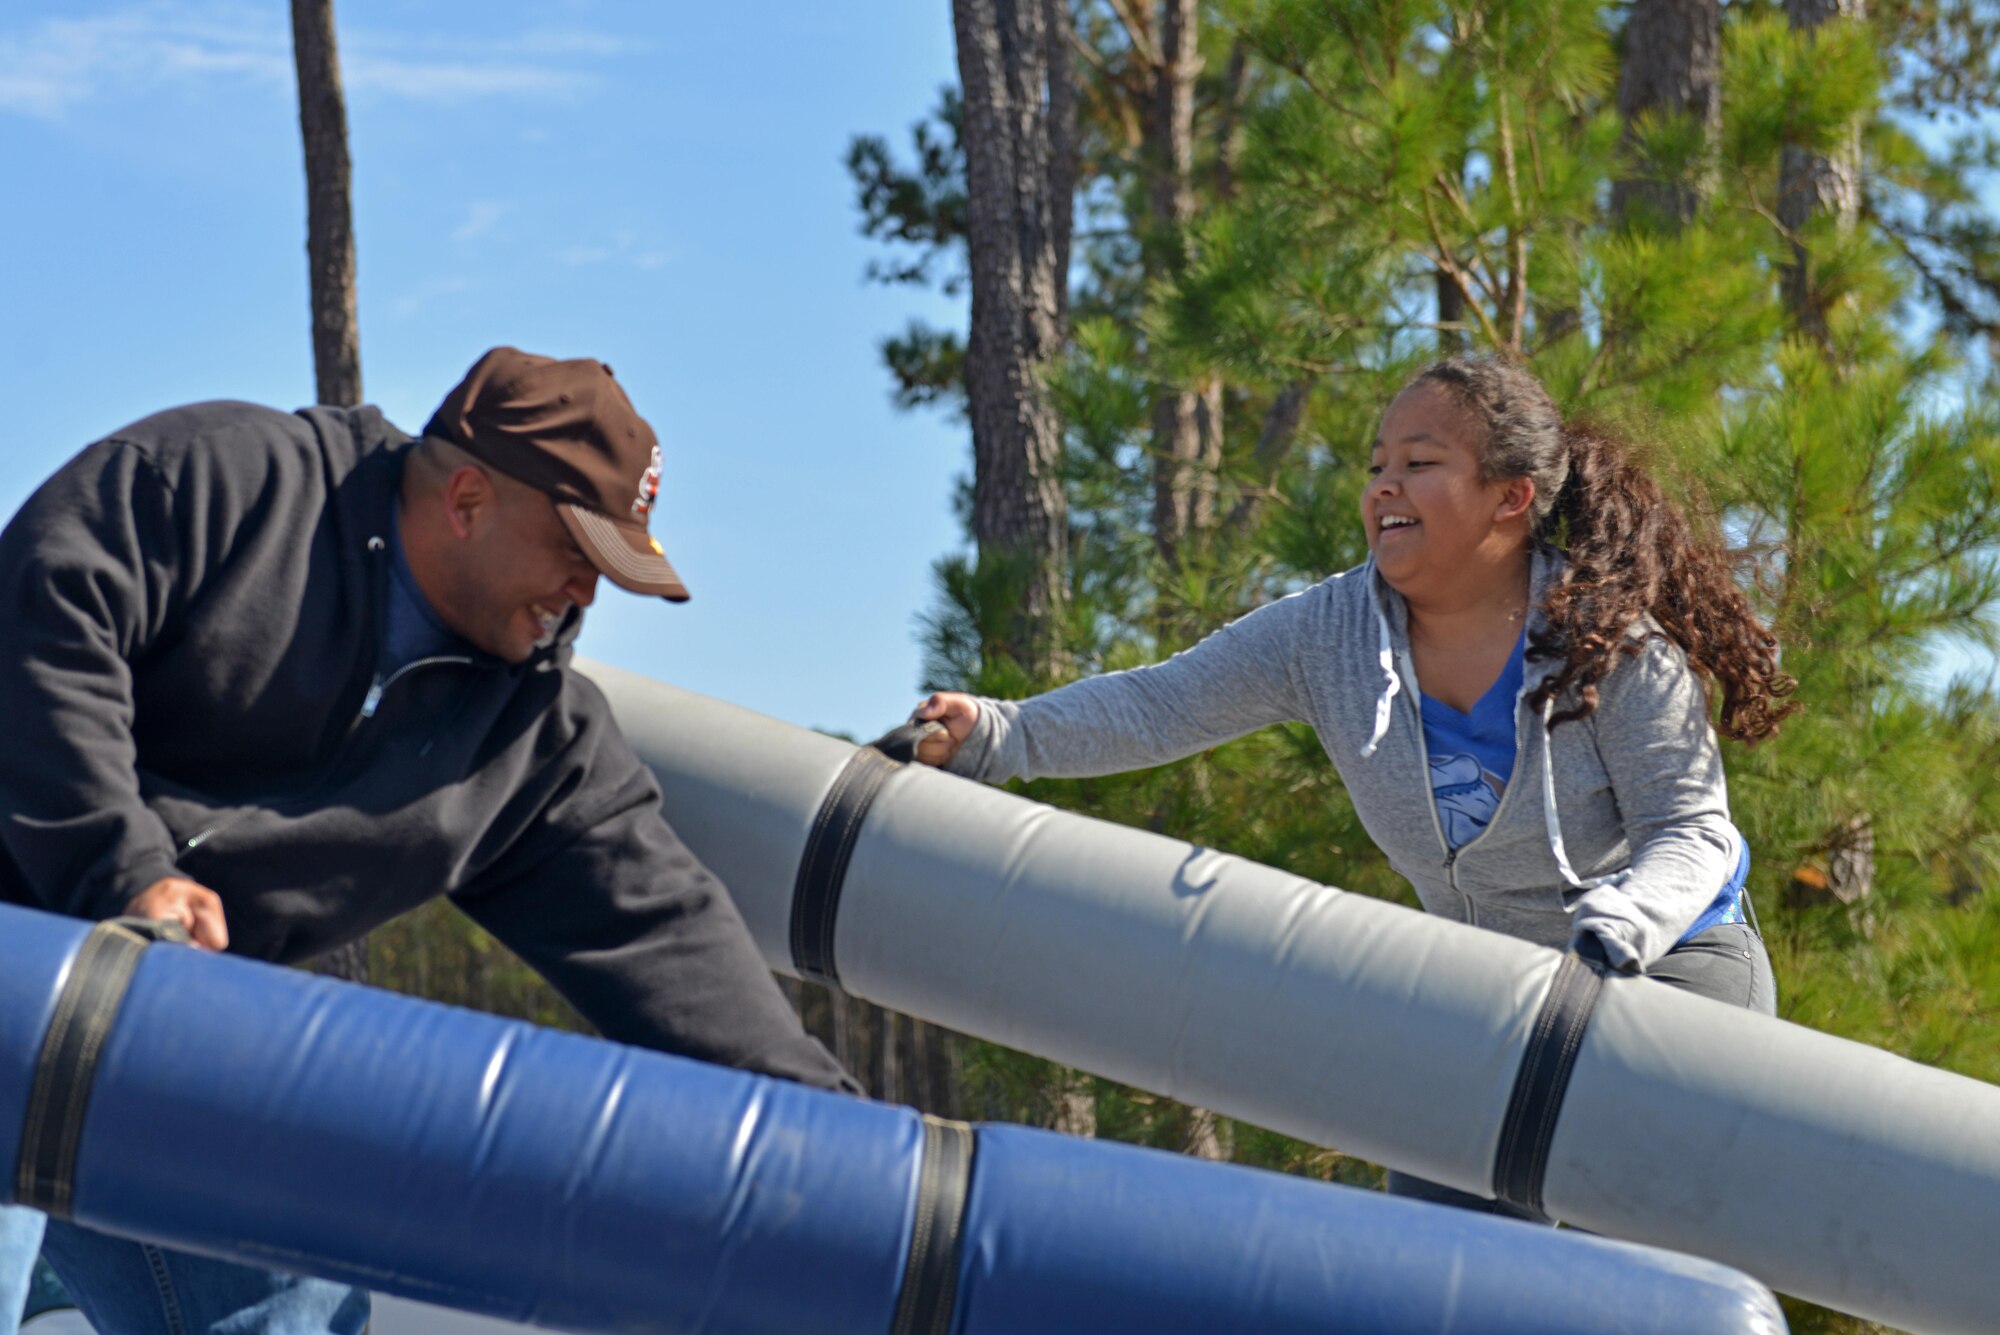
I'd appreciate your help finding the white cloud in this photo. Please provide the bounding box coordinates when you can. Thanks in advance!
[0,2,631,119]
[492,29,643,59]
[451,201,509,242]
[556,231,673,272]
[340,54,590,103]
[0,5,288,118]
[389,275,476,323]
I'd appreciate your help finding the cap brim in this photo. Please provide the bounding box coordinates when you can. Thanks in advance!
[558,503,690,602]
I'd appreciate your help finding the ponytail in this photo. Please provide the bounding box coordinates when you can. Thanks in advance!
[1405,357,1799,744]
[1531,425,1798,743]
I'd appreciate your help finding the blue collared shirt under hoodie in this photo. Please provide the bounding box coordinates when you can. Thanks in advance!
[383,501,473,672]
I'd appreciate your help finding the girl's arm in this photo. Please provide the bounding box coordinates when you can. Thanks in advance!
[921,590,1316,785]
[1567,634,1744,971]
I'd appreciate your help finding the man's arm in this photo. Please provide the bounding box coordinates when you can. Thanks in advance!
[451,755,856,1095]
[0,439,218,929]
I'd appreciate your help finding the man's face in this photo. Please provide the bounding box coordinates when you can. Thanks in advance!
[439,469,602,662]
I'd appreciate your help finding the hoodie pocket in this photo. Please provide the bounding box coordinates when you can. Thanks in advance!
[139,776,258,866]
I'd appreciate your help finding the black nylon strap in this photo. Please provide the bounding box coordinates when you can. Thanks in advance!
[869,722,942,766]
[15,918,186,1218]
[790,723,940,988]
[890,1116,976,1335]
[1491,948,1606,1218]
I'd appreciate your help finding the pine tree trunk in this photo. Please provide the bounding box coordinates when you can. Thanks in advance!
[1221,381,1309,542]
[1143,0,1218,574]
[1437,269,1468,351]
[1213,41,1249,205]
[290,0,361,408]
[779,976,969,1116]
[291,0,365,981]
[1826,813,1876,904]
[1780,0,1872,901]
[954,0,1075,677]
[1778,0,1865,346]
[1436,31,1475,351]
[1612,0,1722,229]
[309,938,369,985]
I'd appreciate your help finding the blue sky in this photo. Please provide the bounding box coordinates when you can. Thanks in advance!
[4,1,1991,735]
[0,0,966,739]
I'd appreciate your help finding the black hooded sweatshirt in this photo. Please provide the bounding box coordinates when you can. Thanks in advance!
[0,399,853,1094]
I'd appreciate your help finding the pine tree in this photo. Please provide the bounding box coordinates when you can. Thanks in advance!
[289,0,362,410]
[855,4,2000,1321]
[954,0,1077,679]
[290,0,368,988]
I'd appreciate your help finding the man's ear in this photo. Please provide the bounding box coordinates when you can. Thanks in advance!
[441,465,493,540]
[1496,476,1536,525]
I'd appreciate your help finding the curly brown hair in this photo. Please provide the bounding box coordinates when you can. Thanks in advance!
[1405,357,1798,744]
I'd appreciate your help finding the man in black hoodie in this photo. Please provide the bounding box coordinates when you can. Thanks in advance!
[0,347,855,1335]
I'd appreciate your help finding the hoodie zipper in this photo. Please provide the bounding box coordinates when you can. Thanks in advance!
[1397,647,1547,929]
[1397,646,1477,926]
[355,654,474,723]
[180,533,471,855]
[181,659,476,856]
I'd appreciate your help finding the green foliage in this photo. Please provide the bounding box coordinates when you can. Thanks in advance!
[1878,0,2000,117]
[846,85,967,293]
[346,6,2000,1331]
[1723,14,1881,168]
[881,320,967,412]
[861,0,2000,1206]
[410,6,1987,1330]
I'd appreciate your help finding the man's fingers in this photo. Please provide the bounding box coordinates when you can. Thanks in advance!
[186,891,229,952]
[125,878,230,952]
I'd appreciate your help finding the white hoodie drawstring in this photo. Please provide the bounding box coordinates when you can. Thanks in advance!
[1538,697,1615,893]
[1360,598,1400,759]
[1364,549,1646,898]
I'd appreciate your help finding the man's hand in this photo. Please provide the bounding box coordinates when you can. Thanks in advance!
[125,876,229,951]
[911,692,980,768]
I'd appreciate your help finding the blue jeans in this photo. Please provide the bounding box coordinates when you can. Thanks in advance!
[0,1205,367,1335]
[1385,920,1779,1218]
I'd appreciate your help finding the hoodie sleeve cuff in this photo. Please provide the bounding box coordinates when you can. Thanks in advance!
[944,698,1011,782]
[84,851,184,922]
[1569,921,1643,974]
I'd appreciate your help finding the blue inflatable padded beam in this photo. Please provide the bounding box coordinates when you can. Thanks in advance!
[0,905,1785,1335]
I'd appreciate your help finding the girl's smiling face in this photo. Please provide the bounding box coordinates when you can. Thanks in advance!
[1362,383,1535,600]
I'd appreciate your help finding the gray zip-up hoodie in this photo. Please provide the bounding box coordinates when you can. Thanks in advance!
[947,547,1742,971]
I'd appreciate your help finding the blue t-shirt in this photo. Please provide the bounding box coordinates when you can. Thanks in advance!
[1420,632,1745,941]
[1421,633,1525,850]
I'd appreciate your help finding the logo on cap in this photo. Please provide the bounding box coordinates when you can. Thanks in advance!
[632,445,662,520]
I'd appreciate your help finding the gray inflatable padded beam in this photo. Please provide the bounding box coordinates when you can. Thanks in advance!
[582,661,2000,1335]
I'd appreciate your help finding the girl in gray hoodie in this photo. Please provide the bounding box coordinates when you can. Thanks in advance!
[910,357,1800,1215]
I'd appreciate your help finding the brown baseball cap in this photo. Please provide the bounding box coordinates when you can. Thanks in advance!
[424,346,690,601]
